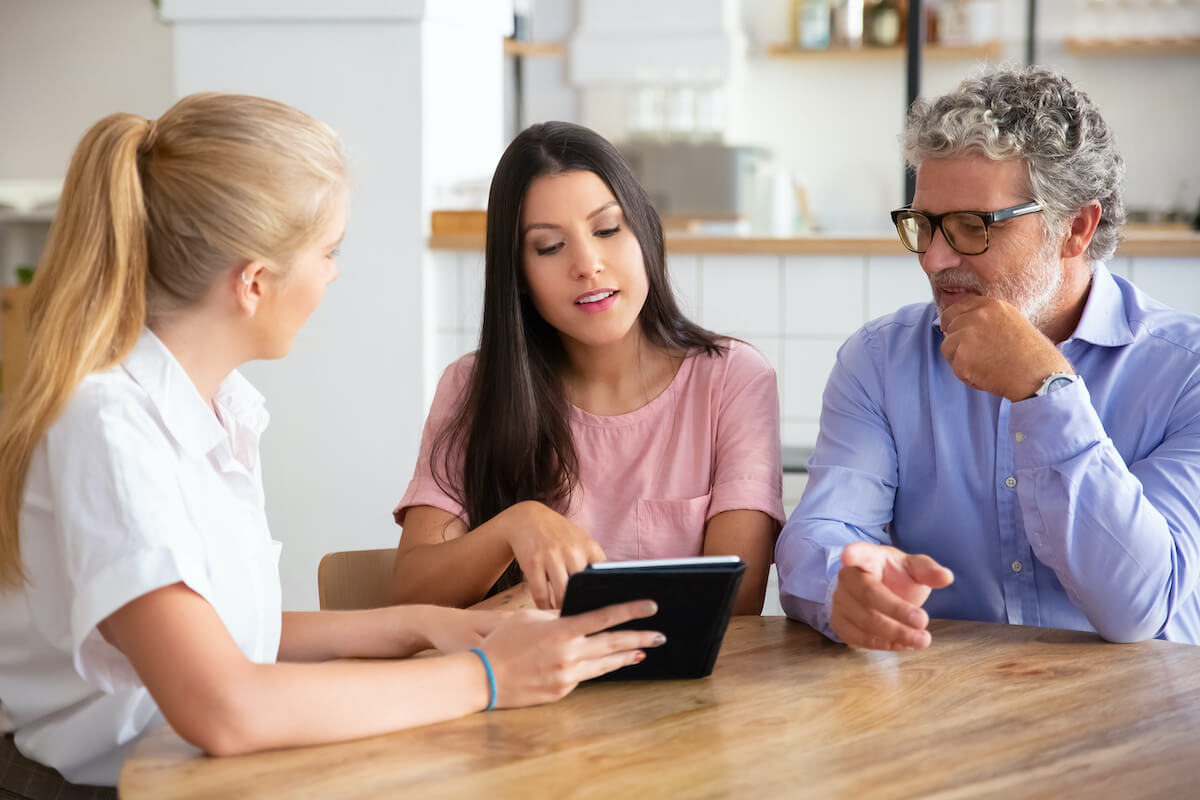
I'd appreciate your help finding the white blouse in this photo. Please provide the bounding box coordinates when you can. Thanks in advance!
[0,329,282,786]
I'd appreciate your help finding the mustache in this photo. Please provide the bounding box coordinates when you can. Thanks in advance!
[930,270,986,293]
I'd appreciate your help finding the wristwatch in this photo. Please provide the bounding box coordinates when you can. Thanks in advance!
[1033,371,1078,397]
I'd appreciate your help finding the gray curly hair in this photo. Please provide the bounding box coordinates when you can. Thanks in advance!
[902,63,1125,265]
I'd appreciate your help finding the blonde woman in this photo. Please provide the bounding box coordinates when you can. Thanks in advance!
[0,94,662,793]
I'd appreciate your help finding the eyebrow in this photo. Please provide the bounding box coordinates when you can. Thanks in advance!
[327,232,345,248]
[522,201,620,234]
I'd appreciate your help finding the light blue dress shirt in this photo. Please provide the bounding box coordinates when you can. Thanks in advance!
[777,264,1200,644]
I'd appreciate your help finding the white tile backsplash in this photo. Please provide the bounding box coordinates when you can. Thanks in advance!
[699,254,782,335]
[866,255,931,321]
[667,254,701,321]
[430,250,1200,447]
[783,255,866,336]
[460,251,486,333]
[783,419,821,449]
[430,251,460,331]
[783,337,842,421]
[1132,258,1200,316]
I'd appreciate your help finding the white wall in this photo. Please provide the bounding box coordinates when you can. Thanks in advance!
[167,16,425,614]
[164,0,510,611]
[0,0,173,179]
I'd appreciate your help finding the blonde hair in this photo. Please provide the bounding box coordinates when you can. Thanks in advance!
[0,92,346,586]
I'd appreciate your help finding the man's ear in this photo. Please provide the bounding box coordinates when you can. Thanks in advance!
[235,261,270,316]
[1061,202,1102,259]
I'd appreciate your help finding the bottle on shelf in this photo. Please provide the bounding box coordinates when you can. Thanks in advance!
[793,0,833,49]
[831,0,865,48]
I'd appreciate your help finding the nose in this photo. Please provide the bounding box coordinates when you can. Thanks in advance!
[569,239,604,280]
[919,224,961,275]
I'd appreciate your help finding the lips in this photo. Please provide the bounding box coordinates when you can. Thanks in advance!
[574,289,618,314]
[575,289,617,305]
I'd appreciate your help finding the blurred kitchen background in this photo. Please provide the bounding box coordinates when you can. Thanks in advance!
[2,0,1198,610]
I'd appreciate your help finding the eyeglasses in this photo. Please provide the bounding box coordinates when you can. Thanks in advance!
[890,201,1042,255]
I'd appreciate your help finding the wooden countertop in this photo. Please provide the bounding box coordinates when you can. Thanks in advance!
[120,616,1200,798]
[429,211,1200,258]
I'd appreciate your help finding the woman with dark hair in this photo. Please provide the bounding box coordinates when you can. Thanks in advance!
[391,122,783,615]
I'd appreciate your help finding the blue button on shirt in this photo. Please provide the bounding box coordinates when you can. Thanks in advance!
[777,264,1200,644]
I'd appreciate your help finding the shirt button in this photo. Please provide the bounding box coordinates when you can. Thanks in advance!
[1011,560,1023,573]
[1015,432,1025,442]
[1004,476,1017,488]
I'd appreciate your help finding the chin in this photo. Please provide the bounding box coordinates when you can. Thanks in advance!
[261,339,295,360]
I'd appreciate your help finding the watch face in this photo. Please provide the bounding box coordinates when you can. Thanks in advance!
[1046,376,1075,394]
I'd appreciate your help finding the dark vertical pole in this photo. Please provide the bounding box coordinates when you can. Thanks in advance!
[904,0,925,204]
[1026,0,1037,65]
[513,55,525,133]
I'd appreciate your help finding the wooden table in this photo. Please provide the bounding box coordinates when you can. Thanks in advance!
[119,617,1200,799]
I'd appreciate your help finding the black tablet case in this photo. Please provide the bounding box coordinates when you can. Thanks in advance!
[560,560,746,680]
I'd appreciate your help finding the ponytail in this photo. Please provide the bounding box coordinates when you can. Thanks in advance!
[0,92,346,587]
[0,114,151,586]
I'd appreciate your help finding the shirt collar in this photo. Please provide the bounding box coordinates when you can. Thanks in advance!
[1066,262,1135,347]
[930,262,1134,347]
[121,329,268,457]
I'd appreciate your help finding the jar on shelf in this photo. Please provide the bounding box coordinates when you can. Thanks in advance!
[864,0,906,47]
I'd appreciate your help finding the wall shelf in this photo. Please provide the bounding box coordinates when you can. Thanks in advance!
[503,39,565,58]
[1064,37,1200,56]
[0,208,56,224]
[767,41,1003,61]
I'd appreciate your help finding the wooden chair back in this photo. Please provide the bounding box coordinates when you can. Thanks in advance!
[317,547,397,610]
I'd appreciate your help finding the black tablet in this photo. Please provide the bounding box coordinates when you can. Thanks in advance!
[560,556,746,680]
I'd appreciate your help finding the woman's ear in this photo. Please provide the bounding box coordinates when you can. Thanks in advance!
[234,261,269,316]
[1061,201,1103,259]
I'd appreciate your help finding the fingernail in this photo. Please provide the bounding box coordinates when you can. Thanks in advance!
[633,650,646,662]
[651,633,667,646]
[642,601,658,615]
[908,610,925,628]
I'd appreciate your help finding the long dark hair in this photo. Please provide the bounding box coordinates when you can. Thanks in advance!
[432,121,725,593]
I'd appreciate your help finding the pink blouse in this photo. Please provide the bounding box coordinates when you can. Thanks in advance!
[395,340,784,560]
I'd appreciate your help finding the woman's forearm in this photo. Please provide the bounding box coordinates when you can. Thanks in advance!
[704,509,780,615]
[201,653,489,756]
[391,516,515,607]
[279,607,441,662]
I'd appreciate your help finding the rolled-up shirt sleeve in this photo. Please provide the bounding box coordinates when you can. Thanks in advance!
[1011,375,1200,642]
[776,329,899,640]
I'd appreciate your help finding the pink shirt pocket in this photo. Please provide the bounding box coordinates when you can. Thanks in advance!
[635,493,711,559]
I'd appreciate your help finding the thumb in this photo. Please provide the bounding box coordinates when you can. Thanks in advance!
[903,553,954,588]
[840,541,882,574]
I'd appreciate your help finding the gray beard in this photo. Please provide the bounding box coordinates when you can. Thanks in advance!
[930,236,1064,332]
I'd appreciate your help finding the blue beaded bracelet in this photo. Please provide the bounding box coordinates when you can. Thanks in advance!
[469,648,497,711]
